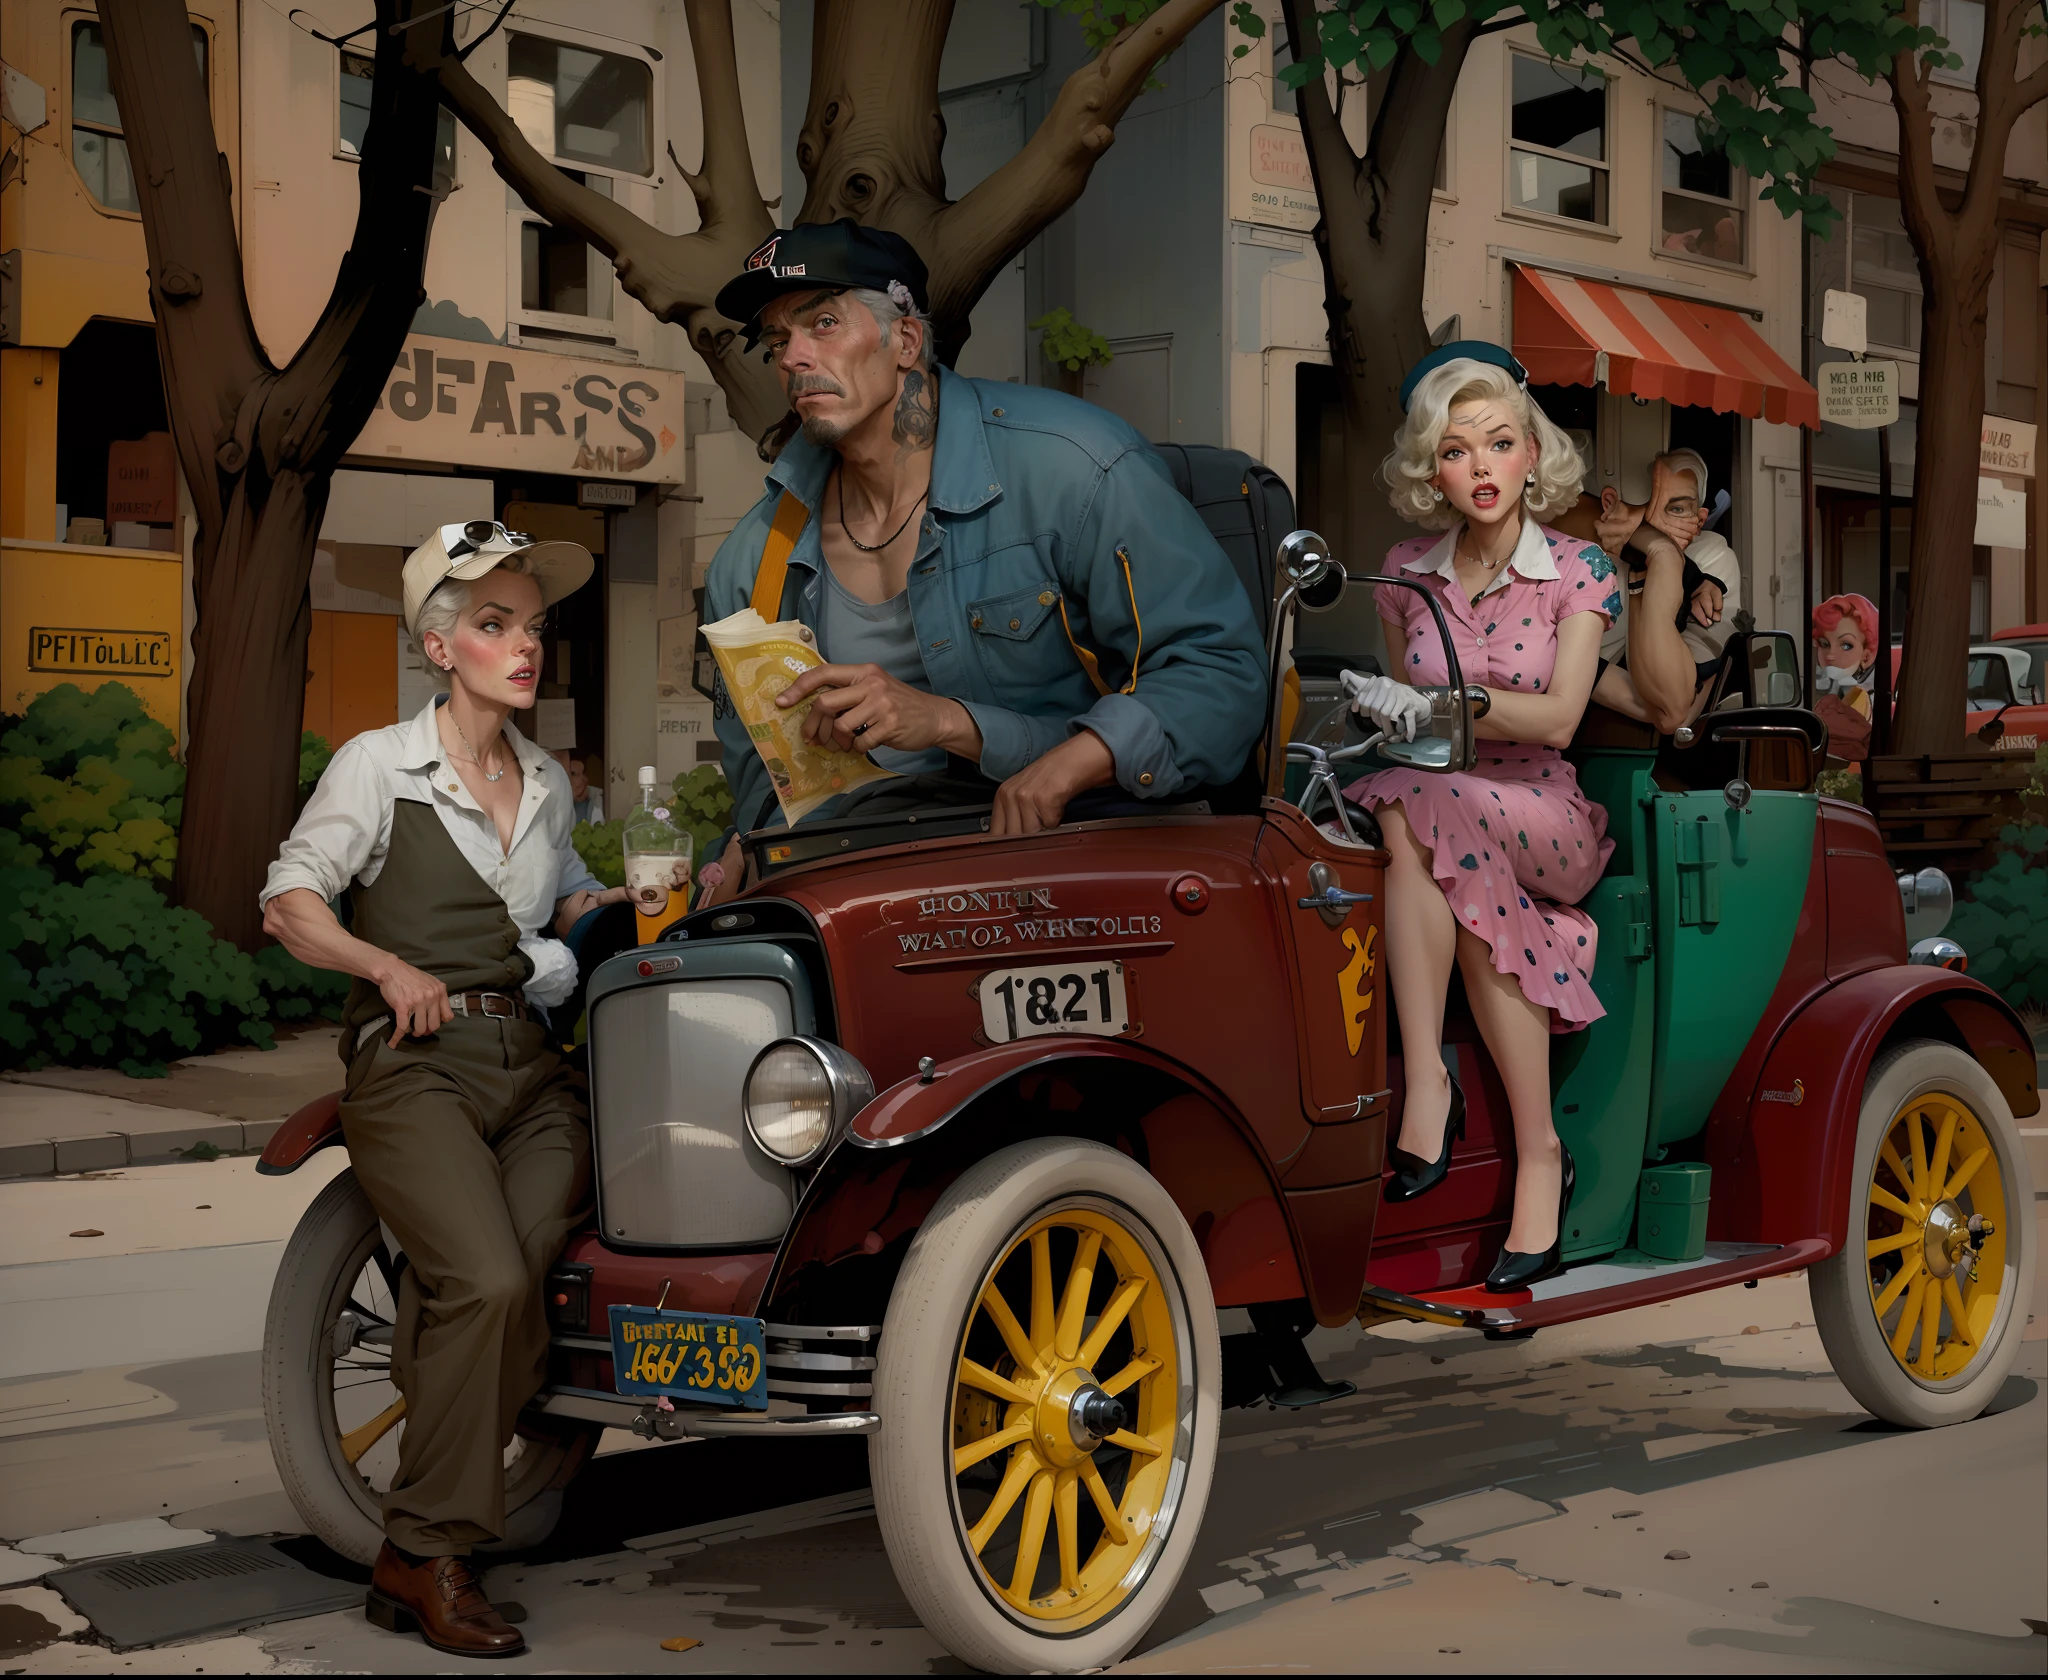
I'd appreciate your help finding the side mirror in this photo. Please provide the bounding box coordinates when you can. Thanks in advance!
[1277,529,1347,612]
[1742,631,1802,708]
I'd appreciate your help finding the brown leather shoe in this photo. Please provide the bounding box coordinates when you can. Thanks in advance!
[366,1541,527,1658]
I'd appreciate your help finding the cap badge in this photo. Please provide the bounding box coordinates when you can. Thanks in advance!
[745,235,780,272]
[887,279,915,311]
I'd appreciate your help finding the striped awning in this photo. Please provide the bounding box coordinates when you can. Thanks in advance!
[1512,265,1819,430]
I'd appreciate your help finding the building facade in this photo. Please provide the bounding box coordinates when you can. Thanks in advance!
[3,0,780,808]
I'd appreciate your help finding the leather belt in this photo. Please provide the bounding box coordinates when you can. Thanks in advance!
[449,990,529,1021]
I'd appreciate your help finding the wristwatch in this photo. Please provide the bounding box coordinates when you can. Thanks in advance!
[1466,684,1492,720]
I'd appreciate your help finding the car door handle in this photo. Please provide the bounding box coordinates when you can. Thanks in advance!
[1297,885,1374,912]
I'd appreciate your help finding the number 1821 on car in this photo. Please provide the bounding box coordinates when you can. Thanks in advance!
[977,960,1130,1043]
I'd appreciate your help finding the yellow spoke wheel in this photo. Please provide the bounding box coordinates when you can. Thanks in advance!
[949,1207,1180,1623]
[1812,1039,2034,1432]
[1861,1093,2008,1384]
[870,1138,1218,1672]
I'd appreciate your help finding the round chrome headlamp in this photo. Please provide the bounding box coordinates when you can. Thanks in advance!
[742,1037,874,1168]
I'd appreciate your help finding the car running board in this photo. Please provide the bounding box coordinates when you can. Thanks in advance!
[1357,1238,1830,1336]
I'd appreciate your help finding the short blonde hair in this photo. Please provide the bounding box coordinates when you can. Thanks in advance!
[1382,361,1587,530]
[411,551,538,690]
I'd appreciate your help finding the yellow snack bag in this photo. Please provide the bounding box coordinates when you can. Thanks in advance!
[700,608,898,824]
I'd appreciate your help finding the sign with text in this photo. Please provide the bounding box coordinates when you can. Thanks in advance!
[1976,478,2028,548]
[1981,417,2036,479]
[350,336,686,483]
[106,432,176,521]
[1817,360,1898,429]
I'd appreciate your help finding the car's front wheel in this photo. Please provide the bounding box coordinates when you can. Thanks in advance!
[1811,1039,2035,1428]
[870,1138,1219,1674]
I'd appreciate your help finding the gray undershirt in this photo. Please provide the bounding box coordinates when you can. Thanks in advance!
[818,564,948,776]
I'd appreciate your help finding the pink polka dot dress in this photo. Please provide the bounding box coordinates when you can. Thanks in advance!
[1345,520,1623,1032]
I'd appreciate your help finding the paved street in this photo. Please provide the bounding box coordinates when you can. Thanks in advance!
[3,1129,2042,1674]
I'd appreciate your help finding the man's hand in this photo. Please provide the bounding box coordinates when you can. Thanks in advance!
[375,957,453,1048]
[991,731,1117,836]
[776,663,983,758]
[1688,577,1725,629]
[1643,456,1706,552]
[1595,488,1644,558]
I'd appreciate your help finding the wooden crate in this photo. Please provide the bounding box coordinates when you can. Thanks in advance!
[1862,752,2035,871]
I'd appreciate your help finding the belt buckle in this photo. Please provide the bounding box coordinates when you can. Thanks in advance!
[481,992,513,1020]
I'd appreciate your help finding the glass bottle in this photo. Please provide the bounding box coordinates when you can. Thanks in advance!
[621,765,692,938]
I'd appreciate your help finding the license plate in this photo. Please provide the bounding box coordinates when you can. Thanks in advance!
[978,960,1129,1043]
[607,1305,769,1410]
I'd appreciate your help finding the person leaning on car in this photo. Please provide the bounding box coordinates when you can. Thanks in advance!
[692,220,1266,898]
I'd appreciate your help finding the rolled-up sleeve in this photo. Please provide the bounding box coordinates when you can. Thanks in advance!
[259,738,385,911]
[1059,449,1268,798]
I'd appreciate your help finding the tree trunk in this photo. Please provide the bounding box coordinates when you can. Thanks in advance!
[1891,265,1993,755]
[101,0,442,948]
[1281,2,1470,629]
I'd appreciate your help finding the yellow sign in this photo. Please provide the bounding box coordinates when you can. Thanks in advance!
[1337,924,1377,1056]
[2,542,184,740]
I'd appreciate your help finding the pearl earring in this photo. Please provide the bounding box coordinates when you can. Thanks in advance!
[1526,471,1536,485]
[1431,487,1445,503]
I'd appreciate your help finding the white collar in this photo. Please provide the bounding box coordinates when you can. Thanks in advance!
[1402,517,1561,590]
[397,696,553,784]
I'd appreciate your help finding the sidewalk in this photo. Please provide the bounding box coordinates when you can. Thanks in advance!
[0,1028,343,1179]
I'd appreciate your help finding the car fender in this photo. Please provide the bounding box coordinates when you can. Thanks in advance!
[1706,967,2037,1253]
[759,1038,1321,1323]
[256,1090,344,1176]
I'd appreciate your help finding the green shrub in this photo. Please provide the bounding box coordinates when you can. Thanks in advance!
[1030,307,1114,374]
[572,818,624,888]
[299,732,334,812]
[0,683,346,1075]
[1946,823,2047,1008]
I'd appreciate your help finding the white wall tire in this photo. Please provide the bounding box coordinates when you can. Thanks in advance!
[261,1166,588,1564]
[870,1139,1220,1674]
[1812,1039,2036,1429]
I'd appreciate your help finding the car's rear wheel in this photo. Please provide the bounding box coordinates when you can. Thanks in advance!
[261,1166,592,1565]
[1812,1039,2035,1428]
[870,1139,1219,1674]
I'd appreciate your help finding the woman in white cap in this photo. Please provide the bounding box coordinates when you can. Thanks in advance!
[258,520,657,1657]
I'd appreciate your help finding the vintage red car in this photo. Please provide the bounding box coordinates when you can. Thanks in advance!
[257,538,2038,1674]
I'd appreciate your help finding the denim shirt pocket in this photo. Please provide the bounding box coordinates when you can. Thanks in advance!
[965,581,1076,702]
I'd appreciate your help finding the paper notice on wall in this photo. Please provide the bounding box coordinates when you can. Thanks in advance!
[533,698,578,750]
[1976,478,2027,548]
[699,608,897,823]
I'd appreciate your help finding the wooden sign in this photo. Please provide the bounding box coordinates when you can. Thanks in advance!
[1817,360,1898,430]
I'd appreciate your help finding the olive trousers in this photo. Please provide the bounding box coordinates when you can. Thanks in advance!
[340,1016,592,1555]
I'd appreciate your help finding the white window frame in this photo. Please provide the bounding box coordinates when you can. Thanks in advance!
[1923,0,1985,91]
[500,21,662,189]
[1653,103,1752,275]
[1502,49,1615,237]
[66,11,211,221]
[1842,188,1923,358]
[507,203,622,348]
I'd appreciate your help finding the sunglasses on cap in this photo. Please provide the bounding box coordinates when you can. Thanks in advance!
[440,520,536,562]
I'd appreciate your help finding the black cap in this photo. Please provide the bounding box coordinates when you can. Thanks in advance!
[715,219,931,347]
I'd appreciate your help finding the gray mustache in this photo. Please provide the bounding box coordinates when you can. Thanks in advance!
[786,374,846,399]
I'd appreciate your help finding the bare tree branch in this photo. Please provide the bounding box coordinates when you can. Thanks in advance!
[425,0,785,435]
[931,0,1223,321]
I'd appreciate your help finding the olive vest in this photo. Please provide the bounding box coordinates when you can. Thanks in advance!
[341,800,534,1045]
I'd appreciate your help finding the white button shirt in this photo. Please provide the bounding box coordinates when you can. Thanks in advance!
[260,698,606,1008]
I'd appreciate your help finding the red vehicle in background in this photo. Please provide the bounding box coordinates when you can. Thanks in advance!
[253,534,2038,1674]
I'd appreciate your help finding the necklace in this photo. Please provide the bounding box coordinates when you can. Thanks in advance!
[837,473,929,553]
[1456,522,1514,605]
[449,715,506,783]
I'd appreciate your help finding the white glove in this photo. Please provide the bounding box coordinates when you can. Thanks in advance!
[1340,669,1433,742]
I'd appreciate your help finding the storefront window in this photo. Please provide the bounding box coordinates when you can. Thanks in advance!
[1660,110,1745,266]
[1507,54,1608,226]
[338,50,459,195]
[71,22,207,214]
[506,33,653,177]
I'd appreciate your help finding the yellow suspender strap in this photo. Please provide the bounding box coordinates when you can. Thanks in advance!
[1056,547,1144,698]
[750,491,809,620]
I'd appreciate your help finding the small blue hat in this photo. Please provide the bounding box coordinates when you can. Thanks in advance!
[1399,340,1529,412]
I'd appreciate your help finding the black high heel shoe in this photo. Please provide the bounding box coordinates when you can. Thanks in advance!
[1384,1073,1465,1203]
[1484,1141,1576,1294]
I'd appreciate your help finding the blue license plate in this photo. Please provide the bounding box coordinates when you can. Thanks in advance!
[607,1304,769,1410]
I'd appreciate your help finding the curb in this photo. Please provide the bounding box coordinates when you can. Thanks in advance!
[0,1118,286,1182]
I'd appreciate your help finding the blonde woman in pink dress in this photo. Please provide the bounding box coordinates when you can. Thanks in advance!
[1340,347,1623,1292]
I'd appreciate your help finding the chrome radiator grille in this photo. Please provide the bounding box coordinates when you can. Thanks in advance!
[589,977,797,1247]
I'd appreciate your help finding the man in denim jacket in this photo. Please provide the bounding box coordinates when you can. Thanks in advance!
[697,222,1265,869]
